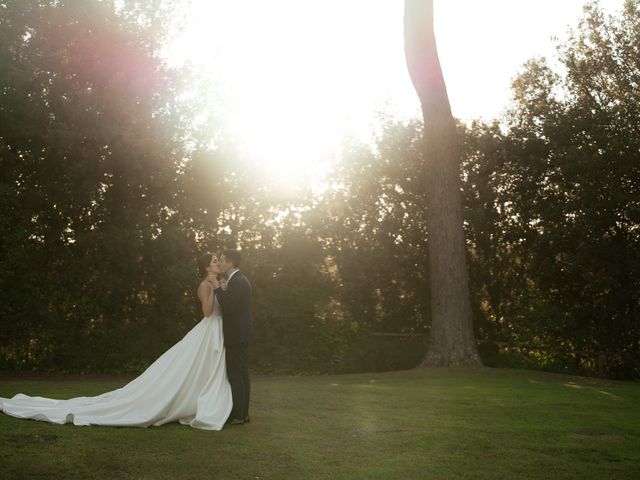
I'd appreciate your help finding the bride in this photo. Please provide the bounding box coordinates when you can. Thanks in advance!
[0,253,233,430]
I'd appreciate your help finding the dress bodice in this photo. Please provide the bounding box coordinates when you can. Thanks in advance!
[211,295,222,319]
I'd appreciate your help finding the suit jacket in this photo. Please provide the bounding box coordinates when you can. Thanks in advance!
[214,270,253,346]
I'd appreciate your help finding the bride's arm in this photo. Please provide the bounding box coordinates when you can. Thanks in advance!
[198,281,215,317]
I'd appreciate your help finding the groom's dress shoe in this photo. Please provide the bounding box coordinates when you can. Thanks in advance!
[228,418,245,425]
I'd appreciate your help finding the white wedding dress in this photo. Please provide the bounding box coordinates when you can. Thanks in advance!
[0,297,233,430]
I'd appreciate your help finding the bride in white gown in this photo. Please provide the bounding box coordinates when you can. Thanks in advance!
[0,253,233,430]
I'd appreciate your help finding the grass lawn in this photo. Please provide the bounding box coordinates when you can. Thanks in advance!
[1,367,639,479]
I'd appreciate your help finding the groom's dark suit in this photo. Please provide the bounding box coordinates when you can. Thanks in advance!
[214,270,252,422]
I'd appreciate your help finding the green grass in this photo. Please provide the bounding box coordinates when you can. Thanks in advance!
[1,368,639,479]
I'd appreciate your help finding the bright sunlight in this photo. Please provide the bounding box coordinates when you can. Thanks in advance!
[166,0,625,189]
[166,0,414,190]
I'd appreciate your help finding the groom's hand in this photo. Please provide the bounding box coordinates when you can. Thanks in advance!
[206,273,219,289]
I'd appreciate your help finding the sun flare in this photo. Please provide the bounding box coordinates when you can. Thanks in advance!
[167,0,625,190]
[167,0,415,188]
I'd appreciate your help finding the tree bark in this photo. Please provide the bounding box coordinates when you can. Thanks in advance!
[404,0,481,366]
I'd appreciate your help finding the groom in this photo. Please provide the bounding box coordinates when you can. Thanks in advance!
[214,250,252,425]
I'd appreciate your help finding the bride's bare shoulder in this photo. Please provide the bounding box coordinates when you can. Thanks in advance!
[197,280,212,295]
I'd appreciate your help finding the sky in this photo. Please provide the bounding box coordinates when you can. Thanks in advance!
[435,0,623,121]
[166,0,626,185]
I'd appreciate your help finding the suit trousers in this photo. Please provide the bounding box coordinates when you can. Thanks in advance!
[225,343,250,420]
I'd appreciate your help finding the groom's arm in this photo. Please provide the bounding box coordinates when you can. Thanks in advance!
[214,277,245,314]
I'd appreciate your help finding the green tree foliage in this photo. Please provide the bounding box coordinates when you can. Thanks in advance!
[317,123,429,337]
[316,1,639,378]
[0,0,200,371]
[463,0,640,378]
[1,0,637,378]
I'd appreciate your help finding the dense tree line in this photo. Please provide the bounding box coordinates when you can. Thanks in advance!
[0,0,637,377]
[0,0,200,372]
[462,0,640,377]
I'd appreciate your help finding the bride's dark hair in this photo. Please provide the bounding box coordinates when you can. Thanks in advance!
[197,253,213,278]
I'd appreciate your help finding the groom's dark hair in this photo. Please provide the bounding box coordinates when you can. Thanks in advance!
[223,249,241,268]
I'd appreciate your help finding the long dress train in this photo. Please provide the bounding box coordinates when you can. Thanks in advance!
[0,297,232,430]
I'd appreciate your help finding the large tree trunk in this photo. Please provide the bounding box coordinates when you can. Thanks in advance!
[404,0,481,366]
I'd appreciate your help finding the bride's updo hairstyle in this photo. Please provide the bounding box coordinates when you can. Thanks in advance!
[197,253,213,277]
